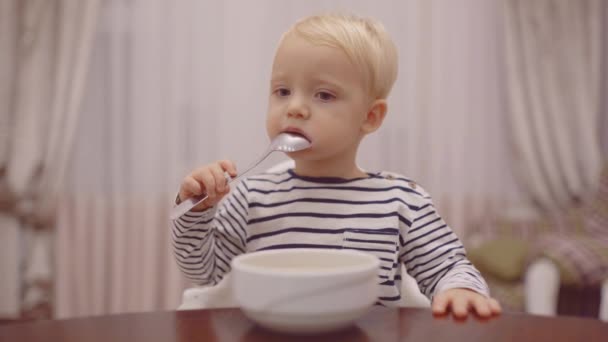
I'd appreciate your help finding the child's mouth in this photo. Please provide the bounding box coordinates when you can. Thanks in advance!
[282,128,311,143]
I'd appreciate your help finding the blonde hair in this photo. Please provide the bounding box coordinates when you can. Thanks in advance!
[280,13,398,99]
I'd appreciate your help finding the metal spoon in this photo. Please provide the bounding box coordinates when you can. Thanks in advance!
[170,132,311,220]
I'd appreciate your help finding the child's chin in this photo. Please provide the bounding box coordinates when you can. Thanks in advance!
[286,149,313,159]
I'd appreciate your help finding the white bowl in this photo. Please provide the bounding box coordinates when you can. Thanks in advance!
[231,248,380,334]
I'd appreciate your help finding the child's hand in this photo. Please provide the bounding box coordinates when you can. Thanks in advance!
[432,288,501,319]
[178,160,238,211]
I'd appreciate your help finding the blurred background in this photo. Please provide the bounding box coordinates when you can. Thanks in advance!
[1,0,607,321]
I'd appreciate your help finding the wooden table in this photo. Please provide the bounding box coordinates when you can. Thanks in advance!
[1,307,607,341]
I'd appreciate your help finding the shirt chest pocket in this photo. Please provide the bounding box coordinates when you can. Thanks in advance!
[342,228,400,280]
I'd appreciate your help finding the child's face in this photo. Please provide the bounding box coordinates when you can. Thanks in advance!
[266,34,372,163]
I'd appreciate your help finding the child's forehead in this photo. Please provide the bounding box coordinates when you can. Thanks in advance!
[269,34,369,92]
[272,35,353,68]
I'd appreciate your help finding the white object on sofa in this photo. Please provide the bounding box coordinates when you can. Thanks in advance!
[525,257,608,321]
[524,258,560,316]
[601,280,608,321]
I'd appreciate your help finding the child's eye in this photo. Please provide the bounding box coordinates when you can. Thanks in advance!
[275,88,291,97]
[315,91,335,101]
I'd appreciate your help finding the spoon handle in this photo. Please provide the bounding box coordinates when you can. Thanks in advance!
[170,149,273,220]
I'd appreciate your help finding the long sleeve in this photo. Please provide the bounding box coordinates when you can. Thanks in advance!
[399,194,489,300]
[171,181,250,286]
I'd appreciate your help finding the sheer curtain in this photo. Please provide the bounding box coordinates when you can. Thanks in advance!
[0,0,99,318]
[55,0,519,318]
[502,0,605,210]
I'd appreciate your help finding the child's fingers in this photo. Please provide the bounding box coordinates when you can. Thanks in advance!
[488,298,502,315]
[451,296,469,318]
[472,297,491,318]
[219,160,238,178]
[209,164,228,193]
[193,168,217,199]
[181,176,203,196]
[431,294,449,315]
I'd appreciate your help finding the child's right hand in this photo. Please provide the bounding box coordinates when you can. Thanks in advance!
[178,160,238,211]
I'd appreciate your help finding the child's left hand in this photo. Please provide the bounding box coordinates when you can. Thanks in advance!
[431,288,501,319]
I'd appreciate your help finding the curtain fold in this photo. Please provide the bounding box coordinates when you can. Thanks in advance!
[503,0,604,210]
[0,0,99,319]
[0,0,20,319]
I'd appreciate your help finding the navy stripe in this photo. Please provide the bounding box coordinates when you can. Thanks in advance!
[216,231,247,254]
[416,203,433,212]
[183,209,213,219]
[226,198,247,224]
[177,258,211,265]
[222,205,248,242]
[409,218,442,235]
[407,247,464,274]
[172,232,206,243]
[179,214,214,224]
[216,263,227,275]
[403,226,450,248]
[398,214,412,227]
[344,238,396,245]
[214,252,230,271]
[174,218,212,232]
[247,175,295,184]
[248,185,422,196]
[247,226,400,244]
[411,253,466,278]
[247,227,346,243]
[249,212,399,225]
[413,210,436,222]
[419,260,460,287]
[217,219,245,248]
[402,238,460,265]
[400,232,454,260]
[250,197,423,210]
[425,267,451,295]
[173,246,192,259]
[346,228,400,235]
[399,234,407,247]
[285,170,385,184]
[217,238,239,259]
[175,227,207,235]
[344,246,396,255]
[257,244,343,251]
[172,239,197,249]
[235,187,249,212]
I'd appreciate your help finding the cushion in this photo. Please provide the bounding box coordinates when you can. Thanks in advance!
[468,237,530,282]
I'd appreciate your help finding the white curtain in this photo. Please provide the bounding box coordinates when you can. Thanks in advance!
[56,0,521,318]
[503,0,605,210]
[0,0,99,318]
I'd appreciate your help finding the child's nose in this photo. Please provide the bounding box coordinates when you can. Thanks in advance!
[286,97,310,119]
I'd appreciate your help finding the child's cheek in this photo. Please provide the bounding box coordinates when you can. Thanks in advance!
[265,113,280,139]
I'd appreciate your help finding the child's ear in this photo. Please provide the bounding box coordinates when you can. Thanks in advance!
[361,99,387,134]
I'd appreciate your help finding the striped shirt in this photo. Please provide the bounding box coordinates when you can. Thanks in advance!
[172,169,489,306]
